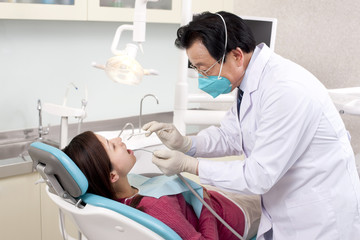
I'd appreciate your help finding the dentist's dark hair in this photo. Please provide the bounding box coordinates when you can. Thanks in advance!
[63,131,144,210]
[175,11,256,62]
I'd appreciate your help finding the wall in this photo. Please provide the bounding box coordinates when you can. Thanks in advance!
[234,0,360,155]
[2,4,359,148]
[0,20,180,132]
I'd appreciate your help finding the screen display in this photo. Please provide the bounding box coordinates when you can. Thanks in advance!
[244,19,274,48]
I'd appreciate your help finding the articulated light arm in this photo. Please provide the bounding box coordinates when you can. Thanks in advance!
[94,0,158,85]
[111,0,159,56]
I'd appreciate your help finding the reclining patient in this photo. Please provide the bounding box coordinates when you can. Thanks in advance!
[63,131,260,240]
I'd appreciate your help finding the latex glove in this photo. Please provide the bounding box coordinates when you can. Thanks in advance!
[152,150,198,176]
[142,121,192,153]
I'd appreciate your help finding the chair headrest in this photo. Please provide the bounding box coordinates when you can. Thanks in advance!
[29,142,88,200]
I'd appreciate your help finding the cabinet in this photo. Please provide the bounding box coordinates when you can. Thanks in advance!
[88,0,234,23]
[0,172,42,240]
[0,1,87,20]
[0,171,77,240]
[88,0,181,23]
[0,0,234,23]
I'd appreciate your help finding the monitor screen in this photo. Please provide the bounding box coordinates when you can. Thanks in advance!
[242,16,277,50]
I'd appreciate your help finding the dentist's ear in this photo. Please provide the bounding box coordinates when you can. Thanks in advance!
[232,47,245,67]
[110,170,119,183]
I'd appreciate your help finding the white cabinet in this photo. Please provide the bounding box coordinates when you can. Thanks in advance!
[0,0,233,22]
[88,0,234,23]
[88,0,182,23]
[0,1,87,20]
[0,0,181,22]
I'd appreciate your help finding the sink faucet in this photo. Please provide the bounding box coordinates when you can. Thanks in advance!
[37,99,49,140]
[139,94,159,132]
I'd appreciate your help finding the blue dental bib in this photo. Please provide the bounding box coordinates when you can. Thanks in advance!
[127,174,204,218]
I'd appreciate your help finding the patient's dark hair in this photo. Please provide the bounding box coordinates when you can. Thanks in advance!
[63,131,144,210]
[175,11,256,62]
[63,131,115,199]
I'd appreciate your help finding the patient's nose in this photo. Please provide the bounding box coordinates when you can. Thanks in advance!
[117,138,128,148]
[110,137,123,144]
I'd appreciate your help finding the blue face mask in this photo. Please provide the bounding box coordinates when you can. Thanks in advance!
[198,74,232,98]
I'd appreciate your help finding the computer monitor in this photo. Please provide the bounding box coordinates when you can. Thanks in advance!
[242,16,277,50]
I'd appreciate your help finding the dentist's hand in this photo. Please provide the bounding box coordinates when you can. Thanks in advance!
[142,121,192,153]
[152,150,198,176]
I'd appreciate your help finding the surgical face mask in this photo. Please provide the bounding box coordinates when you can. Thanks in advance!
[198,73,232,98]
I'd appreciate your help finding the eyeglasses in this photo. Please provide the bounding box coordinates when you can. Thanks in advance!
[190,58,223,78]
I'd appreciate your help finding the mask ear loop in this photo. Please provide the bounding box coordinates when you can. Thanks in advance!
[215,13,228,80]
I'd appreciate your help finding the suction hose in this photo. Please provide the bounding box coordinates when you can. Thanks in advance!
[177,173,244,240]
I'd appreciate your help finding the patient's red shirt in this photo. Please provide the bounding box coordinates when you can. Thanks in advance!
[117,190,245,240]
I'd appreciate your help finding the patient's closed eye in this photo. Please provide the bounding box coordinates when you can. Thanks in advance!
[106,139,115,150]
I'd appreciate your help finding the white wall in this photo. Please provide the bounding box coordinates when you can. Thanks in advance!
[0,20,180,132]
[234,0,360,154]
[2,2,360,149]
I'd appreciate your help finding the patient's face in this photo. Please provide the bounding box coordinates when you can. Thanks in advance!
[96,134,136,177]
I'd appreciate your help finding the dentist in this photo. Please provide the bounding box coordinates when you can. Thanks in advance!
[143,11,360,240]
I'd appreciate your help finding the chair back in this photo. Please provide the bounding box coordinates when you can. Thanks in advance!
[29,142,181,240]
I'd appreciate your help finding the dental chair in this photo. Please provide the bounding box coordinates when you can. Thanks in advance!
[28,141,181,240]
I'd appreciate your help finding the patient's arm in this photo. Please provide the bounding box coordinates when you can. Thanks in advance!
[138,194,219,240]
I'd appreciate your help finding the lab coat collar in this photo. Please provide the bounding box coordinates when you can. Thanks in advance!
[239,44,273,121]
[240,43,272,93]
[239,45,261,92]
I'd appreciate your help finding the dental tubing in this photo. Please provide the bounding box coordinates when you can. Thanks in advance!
[134,147,244,239]
[177,173,244,240]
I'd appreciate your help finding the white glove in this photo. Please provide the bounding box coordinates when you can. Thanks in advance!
[152,150,198,176]
[142,121,192,153]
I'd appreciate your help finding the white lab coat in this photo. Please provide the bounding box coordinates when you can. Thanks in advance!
[195,44,360,239]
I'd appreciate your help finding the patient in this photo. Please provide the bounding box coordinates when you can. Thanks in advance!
[63,131,260,240]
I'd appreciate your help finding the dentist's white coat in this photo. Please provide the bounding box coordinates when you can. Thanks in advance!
[195,44,360,239]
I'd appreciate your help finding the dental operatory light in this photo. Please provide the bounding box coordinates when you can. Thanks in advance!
[93,0,158,85]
